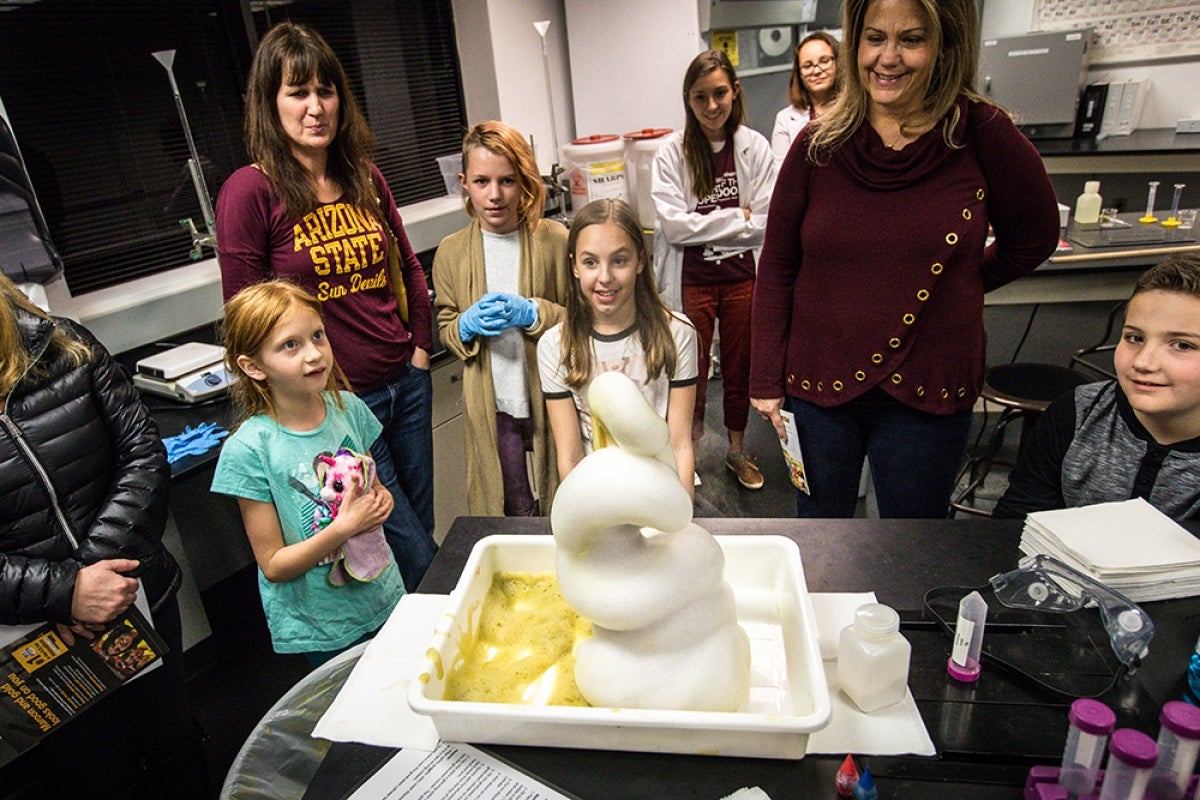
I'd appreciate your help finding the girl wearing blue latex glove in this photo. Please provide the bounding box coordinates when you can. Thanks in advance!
[434,121,570,517]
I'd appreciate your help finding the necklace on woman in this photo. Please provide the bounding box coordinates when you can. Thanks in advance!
[883,117,937,151]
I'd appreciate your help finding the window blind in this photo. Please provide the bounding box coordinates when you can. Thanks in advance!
[0,0,465,295]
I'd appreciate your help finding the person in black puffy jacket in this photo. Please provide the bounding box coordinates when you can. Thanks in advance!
[0,272,210,798]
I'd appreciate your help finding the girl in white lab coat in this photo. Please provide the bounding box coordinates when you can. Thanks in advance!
[651,49,776,490]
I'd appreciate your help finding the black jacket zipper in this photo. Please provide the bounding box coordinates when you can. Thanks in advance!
[1,413,82,551]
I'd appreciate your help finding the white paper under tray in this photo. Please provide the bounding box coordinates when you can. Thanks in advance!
[407,535,831,759]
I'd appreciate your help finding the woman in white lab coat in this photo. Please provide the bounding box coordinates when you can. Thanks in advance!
[771,31,840,162]
[651,49,776,490]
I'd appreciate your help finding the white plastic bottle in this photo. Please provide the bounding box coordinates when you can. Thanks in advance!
[838,603,911,713]
[1075,181,1102,224]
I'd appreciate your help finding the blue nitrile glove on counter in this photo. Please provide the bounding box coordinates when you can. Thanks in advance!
[458,292,537,342]
[163,422,228,464]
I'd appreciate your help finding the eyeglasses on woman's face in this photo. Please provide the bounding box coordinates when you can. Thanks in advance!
[800,55,835,74]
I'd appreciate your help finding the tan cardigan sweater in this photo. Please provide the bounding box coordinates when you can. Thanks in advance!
[432,217,570,515]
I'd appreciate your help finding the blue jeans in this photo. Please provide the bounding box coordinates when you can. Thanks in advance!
[786,389,972,519]
[359,362,437,590]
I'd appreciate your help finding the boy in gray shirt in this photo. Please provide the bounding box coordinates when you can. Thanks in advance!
[995,253,1200,521]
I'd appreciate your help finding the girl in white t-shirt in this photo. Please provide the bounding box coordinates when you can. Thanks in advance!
[537,198,699,495]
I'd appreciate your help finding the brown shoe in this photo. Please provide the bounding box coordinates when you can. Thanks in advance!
[725,452,764,490]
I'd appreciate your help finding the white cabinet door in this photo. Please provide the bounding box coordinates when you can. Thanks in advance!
[431,358,468,544]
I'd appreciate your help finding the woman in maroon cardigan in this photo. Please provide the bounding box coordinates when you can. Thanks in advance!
[750,0,1059,518]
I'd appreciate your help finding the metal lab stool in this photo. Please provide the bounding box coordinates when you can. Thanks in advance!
[1069,300,1126,381]
[950,363,1090,517]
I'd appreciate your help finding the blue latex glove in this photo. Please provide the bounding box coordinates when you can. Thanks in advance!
[480,292,537,330]
[163,422,228,464]
[458,295,508,342]
[502,293,537,329]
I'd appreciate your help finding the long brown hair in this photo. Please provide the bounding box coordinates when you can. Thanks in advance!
[243,22,378,221]
[681,50,746,201]
[788,31,840,111]
[807,0,992,162]
[220,280,348,423]
[0,271,89,399]
[461,121,546,230]
[560,199,679,389]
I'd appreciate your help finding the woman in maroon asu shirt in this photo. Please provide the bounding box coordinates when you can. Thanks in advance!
[750,0,1059,519]
[216,22,436,589]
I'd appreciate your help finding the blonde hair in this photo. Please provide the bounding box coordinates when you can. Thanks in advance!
[0,271,89,398]
[807,0,993,162]
[461,121,546,230]
[220,280,348,422]
[560,199,678,388]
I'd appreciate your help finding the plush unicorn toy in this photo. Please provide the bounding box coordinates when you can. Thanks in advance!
[311,448,392,586]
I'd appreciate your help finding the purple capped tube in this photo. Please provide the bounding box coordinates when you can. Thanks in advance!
[1097,729,1158,800]
[1059,699,1116,797]
[1147,701,1200,800]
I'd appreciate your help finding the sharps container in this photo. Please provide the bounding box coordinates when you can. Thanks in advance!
[1058,698,1116,797]
[1097,729,1158,800]
[560,134,627,212]
[1147,701,1200,800]
[623,128,672,229]
[837,603,911,713]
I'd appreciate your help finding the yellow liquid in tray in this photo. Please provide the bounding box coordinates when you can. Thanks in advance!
[443,572,593,706]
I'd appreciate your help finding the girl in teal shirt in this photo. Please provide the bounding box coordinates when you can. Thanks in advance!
[211,280,404,666]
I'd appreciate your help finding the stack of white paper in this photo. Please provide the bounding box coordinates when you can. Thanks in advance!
[1019,498,1200,602]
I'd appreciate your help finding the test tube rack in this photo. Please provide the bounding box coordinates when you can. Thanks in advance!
[1024,765,1199,799]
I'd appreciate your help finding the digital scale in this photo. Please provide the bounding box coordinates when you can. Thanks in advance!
[132,342,232,403]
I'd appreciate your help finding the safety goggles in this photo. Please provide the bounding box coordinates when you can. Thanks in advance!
[923,554,1155,698]
[989,554,1153,670]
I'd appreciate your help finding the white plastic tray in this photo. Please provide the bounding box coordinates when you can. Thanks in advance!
[408,534,831,759]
